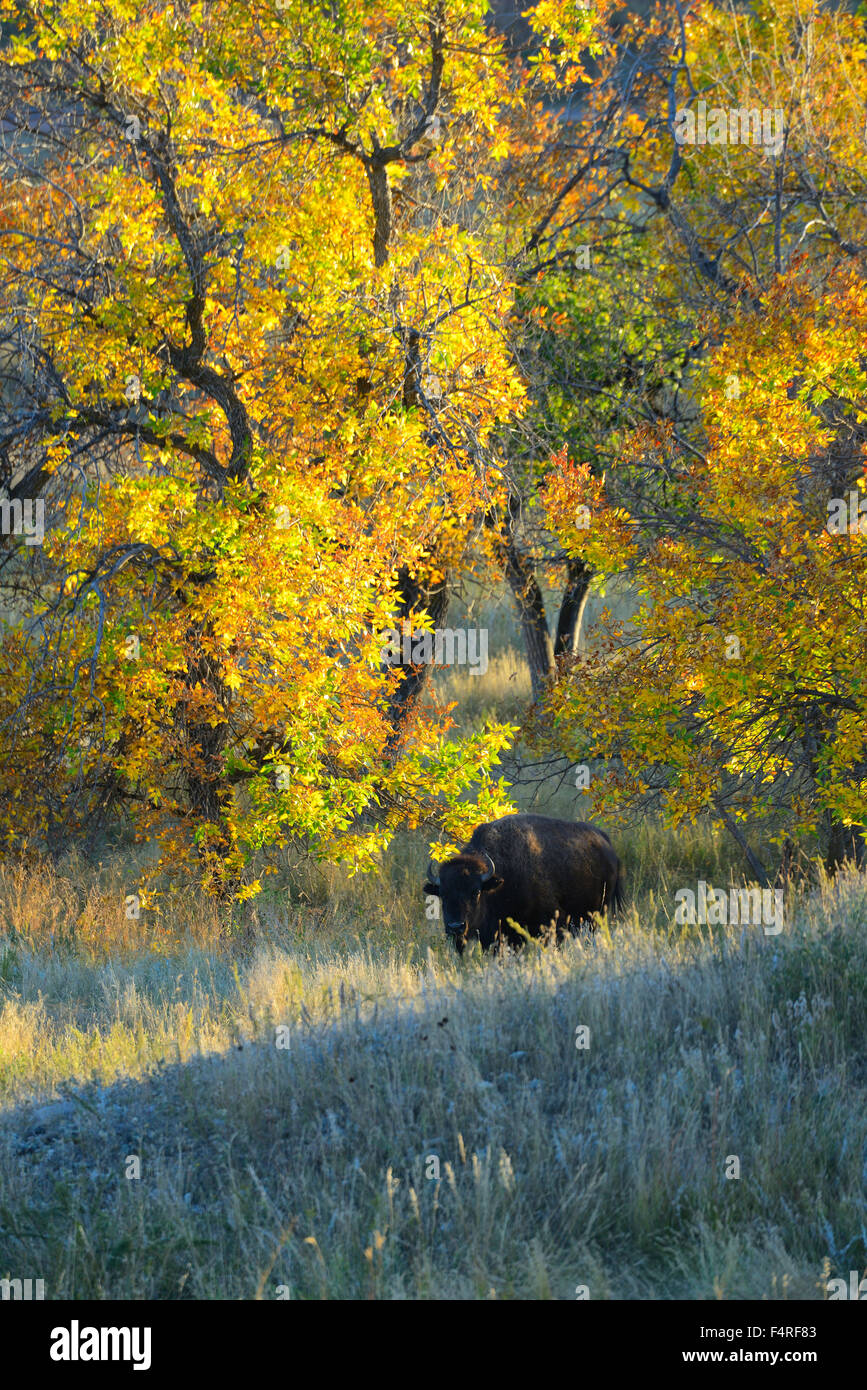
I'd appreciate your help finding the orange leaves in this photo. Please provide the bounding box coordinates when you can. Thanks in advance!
[543,447,635,567]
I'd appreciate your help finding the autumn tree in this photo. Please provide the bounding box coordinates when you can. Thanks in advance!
[498,0,867,716]
[539,0,867,873]
[0,0,604,891]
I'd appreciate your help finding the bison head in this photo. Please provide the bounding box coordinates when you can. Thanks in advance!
[423,851,504,954]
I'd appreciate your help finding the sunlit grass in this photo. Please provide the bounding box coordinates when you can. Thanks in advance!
[1,845,866,1298]
[1,617,864,1299]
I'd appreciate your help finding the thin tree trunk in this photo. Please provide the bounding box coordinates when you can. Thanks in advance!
[491,511,555,702]
[714,800,771,887]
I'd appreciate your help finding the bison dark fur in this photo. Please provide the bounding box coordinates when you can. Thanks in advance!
[423,813,624,955]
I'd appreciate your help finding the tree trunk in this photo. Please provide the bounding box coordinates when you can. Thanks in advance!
[364,157,392,269]
[802,709,866,875]
[714,799,771,887]
[554,556,593,659]
[384,564,451,758]
[826,817,865,873]
[178,620,238,898]
[492,513,555,702]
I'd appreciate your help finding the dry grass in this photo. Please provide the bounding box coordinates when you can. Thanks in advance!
[1,844,866,1299]
[1,625,864,1299]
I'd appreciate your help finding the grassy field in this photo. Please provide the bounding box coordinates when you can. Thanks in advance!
[1,603,866,1300]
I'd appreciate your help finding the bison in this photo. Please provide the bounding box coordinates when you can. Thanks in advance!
[423,813,623,955]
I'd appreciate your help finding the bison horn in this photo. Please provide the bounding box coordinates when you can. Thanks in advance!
[479,851,495,882]
[427,859,440,885]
